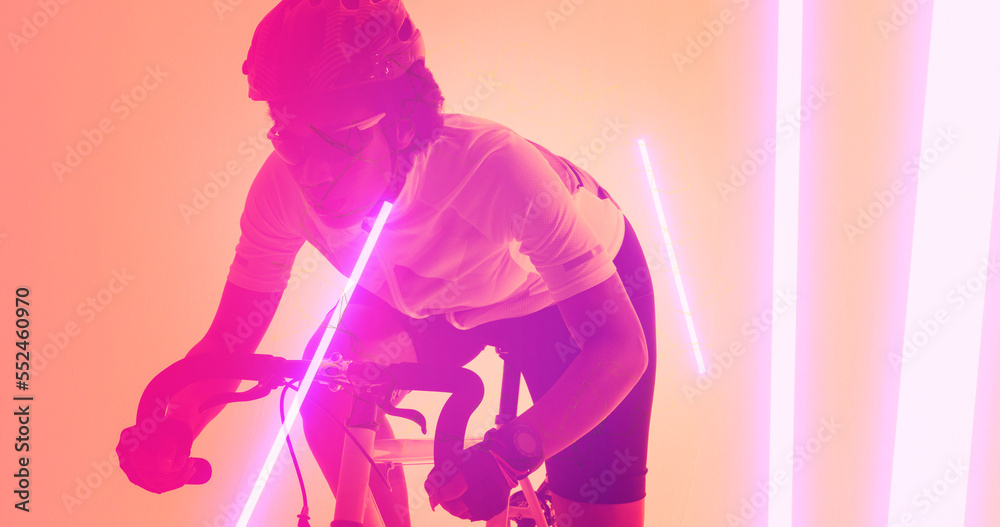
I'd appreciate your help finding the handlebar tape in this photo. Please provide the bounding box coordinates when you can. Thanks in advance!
[136,353,299,424]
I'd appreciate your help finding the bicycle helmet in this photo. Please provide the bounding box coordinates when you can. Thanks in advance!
[243,0,425,103]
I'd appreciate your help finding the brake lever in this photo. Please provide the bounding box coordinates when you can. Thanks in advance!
[383,403,427,434]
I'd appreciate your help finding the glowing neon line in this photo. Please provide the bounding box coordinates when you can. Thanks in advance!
[638,138,705,374]
[237,202,394,527]
[769,0,802,525]
[966,143,1000,526]
[887,3,1000,525]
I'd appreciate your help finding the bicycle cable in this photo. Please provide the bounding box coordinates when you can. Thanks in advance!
[279,380,393,527]
[280,381,312,527]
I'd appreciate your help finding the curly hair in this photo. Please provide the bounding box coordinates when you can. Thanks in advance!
[369,59,445,147]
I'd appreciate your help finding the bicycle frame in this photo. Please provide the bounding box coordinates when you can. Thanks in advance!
[330,373,550,526]
[130,350,551,526]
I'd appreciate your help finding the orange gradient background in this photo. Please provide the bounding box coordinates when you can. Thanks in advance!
[4,1,992,527]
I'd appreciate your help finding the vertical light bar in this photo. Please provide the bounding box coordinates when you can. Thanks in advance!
[887,2,1000,525]
[237,202,394,527]
[769,0,803,525]
[965,137,1000,526]
[638,138,705,374]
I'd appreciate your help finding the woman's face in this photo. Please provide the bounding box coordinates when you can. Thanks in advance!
[271,101,395,230]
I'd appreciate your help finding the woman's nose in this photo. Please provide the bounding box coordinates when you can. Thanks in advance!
[295,156,343,188]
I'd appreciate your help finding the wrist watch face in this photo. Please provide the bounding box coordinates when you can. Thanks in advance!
[511,426,543,459]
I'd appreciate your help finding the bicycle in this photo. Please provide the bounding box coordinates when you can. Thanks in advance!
[126,345,557,527]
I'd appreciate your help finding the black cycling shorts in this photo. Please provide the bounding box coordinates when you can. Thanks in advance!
[350,215,656,504]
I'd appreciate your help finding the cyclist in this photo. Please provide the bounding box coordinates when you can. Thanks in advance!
[118,1,657,526]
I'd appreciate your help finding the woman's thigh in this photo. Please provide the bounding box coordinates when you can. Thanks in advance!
[325,286,493,409]
[305,285,420,365]
[299,287,425,418]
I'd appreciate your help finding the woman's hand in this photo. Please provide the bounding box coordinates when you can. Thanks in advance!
[116,417,210,494]
[424,440,514,521]
[424,425,544,521]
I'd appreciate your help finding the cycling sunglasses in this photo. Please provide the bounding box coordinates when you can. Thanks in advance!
[267,112,386,166]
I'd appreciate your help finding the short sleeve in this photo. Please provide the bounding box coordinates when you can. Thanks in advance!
[226,156,307,292]
[479,131,618,302]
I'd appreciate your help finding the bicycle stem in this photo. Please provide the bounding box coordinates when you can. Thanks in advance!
[334,385,382,526]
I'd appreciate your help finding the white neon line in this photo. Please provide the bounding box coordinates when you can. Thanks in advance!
[965,141,1000,527]
[638,138,705,374]
[769,0,802,525]
[887,3,1000,525]
[237,202,394,527]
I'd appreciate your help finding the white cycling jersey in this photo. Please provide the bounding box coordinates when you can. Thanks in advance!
[226,113,625,330]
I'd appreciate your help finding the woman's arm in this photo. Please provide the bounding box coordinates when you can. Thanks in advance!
[424,270,647,519]
[502,270,648,459]
[164,280,283,438]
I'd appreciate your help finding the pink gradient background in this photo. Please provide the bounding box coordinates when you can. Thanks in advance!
[2,1,996,526]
